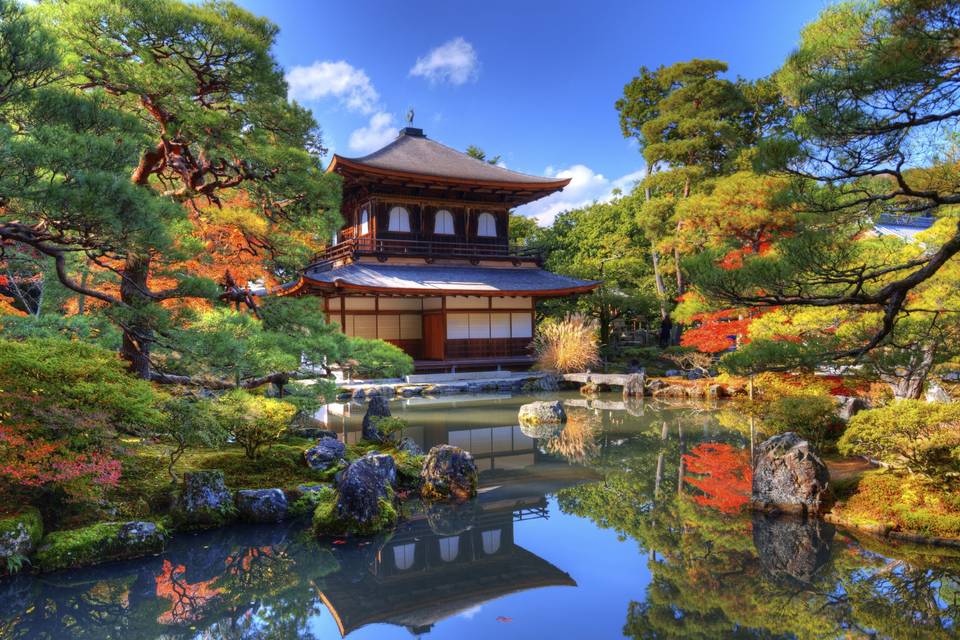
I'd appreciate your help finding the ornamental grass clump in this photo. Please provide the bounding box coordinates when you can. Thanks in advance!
[533,313,601,373]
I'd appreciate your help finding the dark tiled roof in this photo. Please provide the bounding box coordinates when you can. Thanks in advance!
[303,262,599,294]
[333,130,565,185]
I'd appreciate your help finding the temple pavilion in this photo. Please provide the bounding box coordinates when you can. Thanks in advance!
[281,126,599,371]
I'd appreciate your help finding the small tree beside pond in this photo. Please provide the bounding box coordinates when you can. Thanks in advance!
[158,398,227,483]
[213,391,296,460]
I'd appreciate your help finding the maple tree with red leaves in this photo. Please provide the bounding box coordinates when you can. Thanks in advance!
[682,443,752,514]
[680,308,765,353]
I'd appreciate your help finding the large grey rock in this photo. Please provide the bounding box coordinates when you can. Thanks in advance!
[172,470,236,529]
[519,421,565,439]
[362,396,391,442]
[397,436,423,456]
[752,432,830,514]
[236,489,288,523]
[837,396,867,421]
[420,445,478,502]
[117,521,164,546]
[362,452,398,489]
[313,457,397,536]
[623,372,646,398]
[752,512,834,586]
[304,437,346,471]
[518,400,567,426]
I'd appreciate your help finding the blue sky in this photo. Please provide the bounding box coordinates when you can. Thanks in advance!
[238,0,831,224]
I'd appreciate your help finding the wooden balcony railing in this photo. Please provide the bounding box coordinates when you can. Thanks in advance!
[310,236,542,270]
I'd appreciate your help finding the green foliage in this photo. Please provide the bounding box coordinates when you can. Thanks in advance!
[763,395,838,450]
[213,390,296,459]
[0,337,165,435]
[288,487,333,519]
[158,397,227,482]
[311,486,397,537]
[345,337,414,379]
[372,416,407,437]
[34,520,167,572]
[839,400,960,481]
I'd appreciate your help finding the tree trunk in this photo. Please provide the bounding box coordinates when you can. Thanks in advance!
[119,254,154,379]
[885,344,936,400]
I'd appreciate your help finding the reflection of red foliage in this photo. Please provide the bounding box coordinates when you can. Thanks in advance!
[683,443,752,514]
[155,560,224,625]
[681,309,765,353]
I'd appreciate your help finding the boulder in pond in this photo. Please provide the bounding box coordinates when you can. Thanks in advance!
[752,432,829,514]
[236,489,288,523]
[171,470,236,529]
[362,396,391,442]
[34,521,168,572]
[622,372,646,398]
[420,445,478,502]
[397,436,423,456]
[304,436,346,471]
[752,512,834,586]
[313,457,397,537]
[519,421,565,439]
[518,400,566,426]
[362,452,398,489]
[0,507,42,573]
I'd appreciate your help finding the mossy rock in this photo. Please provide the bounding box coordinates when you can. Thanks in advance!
[518,400,567,427]
[0,507,43,574]
[311,486,398,537]
[170,470,237,530]
[34,521,167,572]
[289,486,334,519]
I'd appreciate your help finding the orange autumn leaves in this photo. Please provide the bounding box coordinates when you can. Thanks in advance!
[683,443,752,514]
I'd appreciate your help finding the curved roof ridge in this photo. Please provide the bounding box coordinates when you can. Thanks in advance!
[332,131,566,186]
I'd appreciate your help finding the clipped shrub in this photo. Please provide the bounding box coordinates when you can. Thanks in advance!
[214,390,296,459]
[839,400,960,482]
[346,337,414,379]
[764,395,839,451]
[533,313,601,373]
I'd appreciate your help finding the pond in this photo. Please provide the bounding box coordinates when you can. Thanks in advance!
[1,392,957,639]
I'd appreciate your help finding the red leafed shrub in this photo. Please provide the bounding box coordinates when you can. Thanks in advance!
[0,420,121,492]
[683,443,752,514]
[681,308,765,353]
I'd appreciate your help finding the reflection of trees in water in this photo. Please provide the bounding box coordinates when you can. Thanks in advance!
[543,409,601,465]
[555,405,960,639]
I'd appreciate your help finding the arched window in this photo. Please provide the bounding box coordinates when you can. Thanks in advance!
[388,206,411,232]
[359,208,369,235]
[392,543,416,571]
[481,529,502,555]
[477,212,497,237]
[434,209,454,235]
[438,536,460,562]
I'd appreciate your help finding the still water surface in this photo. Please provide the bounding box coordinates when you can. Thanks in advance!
[1,393,957,639]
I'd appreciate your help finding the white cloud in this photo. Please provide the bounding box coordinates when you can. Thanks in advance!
[286,60,379,114]
[514,164,645,226]
[410,37,479,85]
[348,112,399,154]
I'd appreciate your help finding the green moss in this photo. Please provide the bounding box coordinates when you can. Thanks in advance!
[833,470,960,538]
[0,507,44,574]
[34,521,168,572]
[395,452,425,489]
[289,488,334,519]
[311,487,398,537]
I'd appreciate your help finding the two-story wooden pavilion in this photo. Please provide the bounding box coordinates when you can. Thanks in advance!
[281,126,599,370]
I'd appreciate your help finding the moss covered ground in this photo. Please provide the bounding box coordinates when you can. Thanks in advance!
[830,469,960,539]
